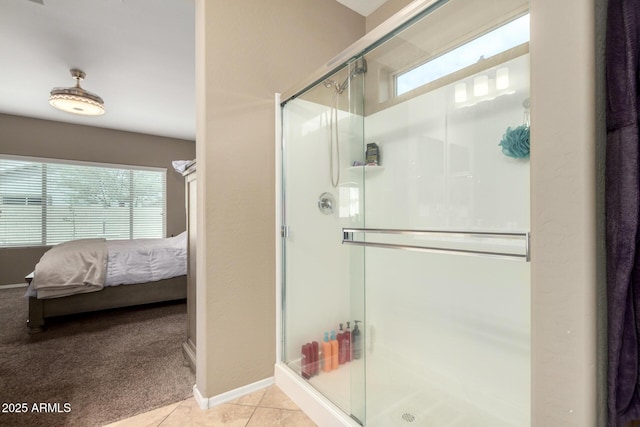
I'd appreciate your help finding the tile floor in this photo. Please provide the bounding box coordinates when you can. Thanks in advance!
[103,385,317,427]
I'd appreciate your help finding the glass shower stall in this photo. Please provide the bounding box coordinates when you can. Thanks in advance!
[279,0,531,425]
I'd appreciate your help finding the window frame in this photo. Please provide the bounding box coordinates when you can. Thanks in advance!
[393,13,531,98]
[0,154,167,248]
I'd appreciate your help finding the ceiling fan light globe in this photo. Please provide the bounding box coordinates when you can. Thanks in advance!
[49,70,105,116]
[49,94,105,116]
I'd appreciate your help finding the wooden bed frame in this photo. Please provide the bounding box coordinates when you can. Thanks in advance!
[25,274,187,333]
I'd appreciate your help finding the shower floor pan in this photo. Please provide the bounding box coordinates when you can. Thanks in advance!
[364,354,528,427]
[366,386,520,427]
[286,357,527,426]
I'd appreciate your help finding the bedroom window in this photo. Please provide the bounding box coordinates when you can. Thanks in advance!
[0,155,166,247]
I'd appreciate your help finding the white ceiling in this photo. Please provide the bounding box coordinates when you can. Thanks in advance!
[336,0,389,17]
[0,0,385,142]
[0,0,196,140]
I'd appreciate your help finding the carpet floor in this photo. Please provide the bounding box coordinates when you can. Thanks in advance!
[0,287,195,427]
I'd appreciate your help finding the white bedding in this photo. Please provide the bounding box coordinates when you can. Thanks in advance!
[28,232,187,299]
[105,232,187,286]
[31,238,108,299]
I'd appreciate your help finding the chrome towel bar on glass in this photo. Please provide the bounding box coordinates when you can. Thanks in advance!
[342,228,530,262]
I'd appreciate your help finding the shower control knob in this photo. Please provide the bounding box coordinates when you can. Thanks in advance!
[318,192,335,215]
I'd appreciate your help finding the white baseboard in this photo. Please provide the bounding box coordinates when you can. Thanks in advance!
[0,283,28,290]
[193,376,274,410]
[193,384,208,410]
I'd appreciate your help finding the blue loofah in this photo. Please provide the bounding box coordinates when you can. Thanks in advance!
[499,125,530,159]
[500,98,531,159]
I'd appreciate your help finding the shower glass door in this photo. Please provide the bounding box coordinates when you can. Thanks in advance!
[281,59,366,423]
[357,1,531,425]
[282,0,530,425]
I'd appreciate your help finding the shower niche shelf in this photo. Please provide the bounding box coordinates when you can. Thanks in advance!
[348,165,384,174]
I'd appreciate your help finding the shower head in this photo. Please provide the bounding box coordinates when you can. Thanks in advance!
[333,58,368,94]
[353,57,368,75]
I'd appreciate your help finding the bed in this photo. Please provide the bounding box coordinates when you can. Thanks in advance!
[25,233,188,333]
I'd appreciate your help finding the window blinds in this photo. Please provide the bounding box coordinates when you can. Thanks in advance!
[0,156,166,247]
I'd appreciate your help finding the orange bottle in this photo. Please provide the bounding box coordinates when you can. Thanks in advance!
[322,332,332,372]
[330,330,339,370]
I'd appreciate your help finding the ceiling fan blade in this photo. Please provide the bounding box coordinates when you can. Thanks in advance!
[26,0,44,4]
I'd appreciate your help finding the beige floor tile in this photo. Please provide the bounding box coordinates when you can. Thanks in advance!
[102,400,182,427]
[227,387,268,406]
[246,407,317,427]
[159,398,255,427]
[258,385,300,411]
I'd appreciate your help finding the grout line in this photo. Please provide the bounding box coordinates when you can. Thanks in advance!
[231,402,262,407]
[244,405,259,427]
[254,385,308,413]
[257,406,305,412]
[157,399,189,426]
[255,385,270,407]
[244,385,271,427]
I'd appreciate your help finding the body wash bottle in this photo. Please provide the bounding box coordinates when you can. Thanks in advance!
[353,321,362,360]
[322,332,332,372]
[330,330,339,370]
[337,324,345,365]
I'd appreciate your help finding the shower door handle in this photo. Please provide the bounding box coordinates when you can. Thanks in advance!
[342,228,530,262]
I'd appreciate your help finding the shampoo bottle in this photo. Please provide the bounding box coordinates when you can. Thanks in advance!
[353,320,362,360]
[337,324,345,365]
[322,332,332,372]
[301,344,308,378]
[301,343,311,379]
[345,321,352,362]
[330,330,339,370]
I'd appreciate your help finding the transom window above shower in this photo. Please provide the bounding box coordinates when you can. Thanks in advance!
[395,13,530,97]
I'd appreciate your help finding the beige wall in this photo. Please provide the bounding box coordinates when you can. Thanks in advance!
[0,113,195,285]
[530,0,600,425]
[195,0,364,398]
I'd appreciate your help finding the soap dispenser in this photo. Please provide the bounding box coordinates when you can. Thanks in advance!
[330,330,339,370]
[337,323,345,365]
[322,332,332,372]
[352,321,362,360]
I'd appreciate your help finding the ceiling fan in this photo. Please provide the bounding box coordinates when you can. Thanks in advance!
[25,0,44,4]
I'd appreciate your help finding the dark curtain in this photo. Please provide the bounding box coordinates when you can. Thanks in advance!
[607,0,640,426]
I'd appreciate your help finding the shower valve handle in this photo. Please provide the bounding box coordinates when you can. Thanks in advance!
[318,192,335,215]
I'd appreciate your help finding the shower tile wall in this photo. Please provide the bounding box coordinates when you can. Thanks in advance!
[361,54,530,426]
[364,55,530,232]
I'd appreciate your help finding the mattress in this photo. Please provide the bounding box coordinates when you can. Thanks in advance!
[104,232,187,286]
[26,232,187,298]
